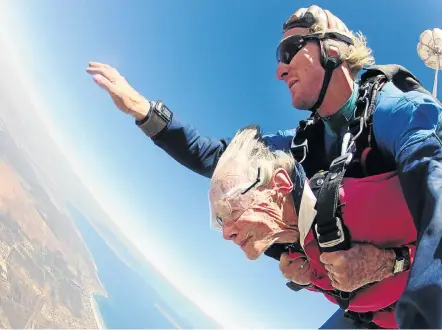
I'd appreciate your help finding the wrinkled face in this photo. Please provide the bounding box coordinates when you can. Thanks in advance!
[208,172,285,260]
[276,28,325,110]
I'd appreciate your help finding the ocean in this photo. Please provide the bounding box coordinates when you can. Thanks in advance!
[66,202,221,329]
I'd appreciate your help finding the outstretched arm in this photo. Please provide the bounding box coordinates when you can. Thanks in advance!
[86,61,229,178]
[137,110,230,178]
[141,112,297,178]
[87,61,296,178]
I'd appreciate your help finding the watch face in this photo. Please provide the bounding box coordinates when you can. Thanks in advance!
[394,259,405,273]
[160,105,172,120]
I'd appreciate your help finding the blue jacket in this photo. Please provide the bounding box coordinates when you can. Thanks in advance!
[140,81,442,329]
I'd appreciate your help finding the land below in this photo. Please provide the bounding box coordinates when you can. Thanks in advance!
[0,120,106,328]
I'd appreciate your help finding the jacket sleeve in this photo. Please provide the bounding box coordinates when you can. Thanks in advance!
[138,111,297,179]
[373,93,442,329]
[144,113,229,178]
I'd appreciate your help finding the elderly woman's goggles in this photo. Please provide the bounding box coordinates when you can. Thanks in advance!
[276,32,353,64]
[209,168,261,231]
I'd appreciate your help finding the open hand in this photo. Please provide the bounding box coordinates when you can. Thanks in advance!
[86,61,150,120]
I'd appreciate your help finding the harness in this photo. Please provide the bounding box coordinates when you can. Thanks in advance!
[264,64,436,328]
[293,72,389,319]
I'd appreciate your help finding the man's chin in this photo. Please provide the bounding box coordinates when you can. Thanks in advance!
[243,249,261,260]
[243,239,277,260]
[292,97,312,111]
[242,244,264,260]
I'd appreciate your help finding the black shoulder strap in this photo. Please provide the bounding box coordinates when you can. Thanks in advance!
[311,156,352,252]
[309,73,387,309]
[293,64,436,180]
[313,73,387,254]
[291,115,329,178]
[361,64,422,86]
[354,64,435,176]
[361,64,441,106]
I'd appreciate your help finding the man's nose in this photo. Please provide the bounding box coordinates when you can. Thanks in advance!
[276,61,289,80]
[222,222,238,241]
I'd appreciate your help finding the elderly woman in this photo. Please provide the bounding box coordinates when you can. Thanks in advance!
[208,125,416,329]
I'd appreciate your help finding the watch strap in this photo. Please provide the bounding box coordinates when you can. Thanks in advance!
[137,100,172,137]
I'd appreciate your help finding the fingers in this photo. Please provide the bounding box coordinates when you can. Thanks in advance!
[92,74,119,95]
[280,252,306,269]
[86,62,110,77]
[327,271,342,287]
[324,263,333,272]
[86,66,119,82]
[279,253,292,269]
[329,274,349,291]
[319,251,340,265]
[325,264,343,282]
[281,257,308,277]
[88,61,110,69]
[86,61,122,82]
[329,276,341,289]
[86,66,107,76]
[283,259,311,285]
[319,252,332,264]
[86,61,121,94]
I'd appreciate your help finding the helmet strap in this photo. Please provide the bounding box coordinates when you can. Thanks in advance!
[309,39,344,112]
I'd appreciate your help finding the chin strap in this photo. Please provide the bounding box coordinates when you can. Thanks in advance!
[309,40,345,113]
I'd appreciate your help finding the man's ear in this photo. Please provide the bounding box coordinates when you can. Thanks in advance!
[271,168,294,196]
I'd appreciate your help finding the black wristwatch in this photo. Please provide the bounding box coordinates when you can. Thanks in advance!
[137,100,172,137]
[391,247,410,274]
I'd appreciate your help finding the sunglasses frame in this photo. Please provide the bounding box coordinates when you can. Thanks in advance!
[276,32,354,64]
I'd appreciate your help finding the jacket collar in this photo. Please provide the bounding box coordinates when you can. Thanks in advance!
[291,163,317,248]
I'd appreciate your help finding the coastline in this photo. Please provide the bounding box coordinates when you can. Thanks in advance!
[90,294,106,329]
[65,202,108,329]
[88,258,108,329]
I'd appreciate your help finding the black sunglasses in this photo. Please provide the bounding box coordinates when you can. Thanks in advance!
[276,32,353,64]
[276,34,318,64]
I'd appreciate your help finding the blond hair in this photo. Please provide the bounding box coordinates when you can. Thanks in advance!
[284,6,375,77]
[212,125,295,186]
[312,26,375,78]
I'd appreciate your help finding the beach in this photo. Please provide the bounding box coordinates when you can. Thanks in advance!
[90,294,106,329]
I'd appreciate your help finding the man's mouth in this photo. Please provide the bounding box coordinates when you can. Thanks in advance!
[288,79,298,89]
[239,237,251,248]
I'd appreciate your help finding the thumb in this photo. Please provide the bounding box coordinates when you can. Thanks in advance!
[319,252,338,265]
[279,253,291,269]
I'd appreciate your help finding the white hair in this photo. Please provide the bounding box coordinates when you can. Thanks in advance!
[212,125,295,187]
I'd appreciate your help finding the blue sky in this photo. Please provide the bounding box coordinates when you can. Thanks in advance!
[4,0,442,328]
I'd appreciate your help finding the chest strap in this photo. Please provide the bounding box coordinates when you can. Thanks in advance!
[310,75,386,310]
[313,75,385,253]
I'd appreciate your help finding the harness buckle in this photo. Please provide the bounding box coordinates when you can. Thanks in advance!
[330,152,353,169]
[315,216,346,248]
[341,132,353,156]
[290,138,308,163]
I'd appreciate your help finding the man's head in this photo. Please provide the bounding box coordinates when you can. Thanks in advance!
[208,126,299,260]
[276,5,375,115]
